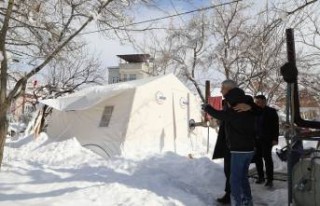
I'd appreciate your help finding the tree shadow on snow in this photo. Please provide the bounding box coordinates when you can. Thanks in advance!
[0,152,238,205]
[111,153,287,206]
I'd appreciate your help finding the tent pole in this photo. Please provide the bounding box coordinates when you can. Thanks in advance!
[207,125,209,154]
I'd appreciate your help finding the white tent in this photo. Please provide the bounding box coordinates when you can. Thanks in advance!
[41,74,204,158]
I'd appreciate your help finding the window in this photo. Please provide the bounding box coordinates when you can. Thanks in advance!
[112,77,120,83]
[123,74,128,81]
[129,74,137,80]
[99,106,114,127]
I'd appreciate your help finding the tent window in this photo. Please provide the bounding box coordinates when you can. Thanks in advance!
[99,106,114,127]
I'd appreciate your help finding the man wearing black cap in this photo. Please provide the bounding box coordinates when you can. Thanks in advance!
[254,95,279,187]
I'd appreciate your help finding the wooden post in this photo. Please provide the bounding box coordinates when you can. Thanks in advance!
[205,80,210,154]
[205,81,210,104]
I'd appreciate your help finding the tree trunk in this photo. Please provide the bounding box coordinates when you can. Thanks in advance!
[0,113,8,169]
[0,0,15,169]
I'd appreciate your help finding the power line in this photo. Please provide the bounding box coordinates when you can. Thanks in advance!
[81,0,242,35]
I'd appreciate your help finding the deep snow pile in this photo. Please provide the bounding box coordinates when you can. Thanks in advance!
[0,133,287,206]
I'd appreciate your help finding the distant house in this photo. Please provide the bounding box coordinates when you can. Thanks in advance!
[107,54,152,84]
[107,66,120,84]
[10,80,39,122]
[275,89,320,121]
[297,91,320,120]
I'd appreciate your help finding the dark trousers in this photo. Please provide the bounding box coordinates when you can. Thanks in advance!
[224,151,231,194]
[255,138,273,181]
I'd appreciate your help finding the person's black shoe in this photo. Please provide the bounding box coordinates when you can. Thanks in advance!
[265,180,273,188]
[217,193,231,204]
[255,178,265,184]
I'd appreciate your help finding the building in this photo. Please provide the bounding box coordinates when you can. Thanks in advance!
[275,89,320,121]
[9,80,39,122]
[107,54,152,84]
[107,66,120,84]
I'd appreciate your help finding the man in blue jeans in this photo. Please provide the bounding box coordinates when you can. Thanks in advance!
[230,151,254,205]
[203,87,256,206]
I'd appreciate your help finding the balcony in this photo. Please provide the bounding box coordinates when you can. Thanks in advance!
[119,63,149,72]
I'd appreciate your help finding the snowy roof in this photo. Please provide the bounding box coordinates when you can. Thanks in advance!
[40,74,175,111]
[107,66,119,70]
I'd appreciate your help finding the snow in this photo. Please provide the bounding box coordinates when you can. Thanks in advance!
[39,74,170,111]
[211,88,222,97]
[89,11,100,22]
[8,122,26,134]
[0,132,288,206]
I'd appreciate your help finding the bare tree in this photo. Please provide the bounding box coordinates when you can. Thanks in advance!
[253,0,320,104]
[134,0,319,104]
[209,0,316,102]
[294,2,320,102]
[156,14,214,101]
[129,13,216,101]
[0,0,149,168]
[34,50,105,99]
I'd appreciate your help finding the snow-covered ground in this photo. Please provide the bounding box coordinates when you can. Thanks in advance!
[0,133,288,206]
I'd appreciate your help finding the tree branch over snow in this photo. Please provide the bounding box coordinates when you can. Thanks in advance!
[6,0,114,103]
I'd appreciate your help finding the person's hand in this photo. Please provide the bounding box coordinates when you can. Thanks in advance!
[233,103,252,112]
[272,140,278,146]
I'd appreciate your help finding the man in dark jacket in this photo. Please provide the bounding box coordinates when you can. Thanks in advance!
[212,80,237,204]
[203,87,256,206]
[212,80,260,205]
[254,95,279,187]
[212,100,231,204]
